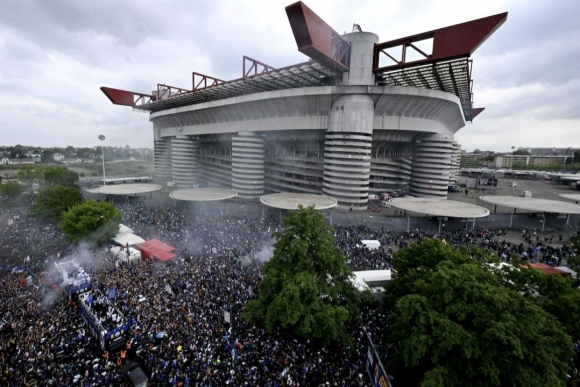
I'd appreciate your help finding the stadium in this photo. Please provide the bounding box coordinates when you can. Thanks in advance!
[101,1,506,210]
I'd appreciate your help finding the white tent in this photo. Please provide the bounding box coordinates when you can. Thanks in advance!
[112,233,145,246]
[116,224,133,237]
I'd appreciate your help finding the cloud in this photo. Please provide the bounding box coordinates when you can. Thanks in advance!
[0,0,578,151]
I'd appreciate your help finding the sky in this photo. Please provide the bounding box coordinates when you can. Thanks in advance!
[0,0,578,152]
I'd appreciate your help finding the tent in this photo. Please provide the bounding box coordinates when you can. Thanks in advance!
[528,263,571,277]
[112,233,146,247]
[116,224,133,237]
[556,266,577,279]
[135,239,176,262]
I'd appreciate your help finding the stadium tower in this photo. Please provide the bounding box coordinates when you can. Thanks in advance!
[101,2,506,210]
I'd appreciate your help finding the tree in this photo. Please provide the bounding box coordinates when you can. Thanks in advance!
[0,181,25,200]
[514,149,530,155]
[60,199,122,245]
[567,236,580,273]
[43,166,79,187]
[244,205,368,343]
[383,239,573,387]
[16,165,45,185]
[30,185,83,221]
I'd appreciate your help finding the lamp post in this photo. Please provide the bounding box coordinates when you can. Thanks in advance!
[99,134,107,185]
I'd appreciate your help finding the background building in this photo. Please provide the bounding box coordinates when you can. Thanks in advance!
[495,155,570,168]
[101,2,506,210]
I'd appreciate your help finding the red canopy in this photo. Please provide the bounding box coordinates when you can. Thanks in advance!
[528,263,570,277]
[136,239,176,262]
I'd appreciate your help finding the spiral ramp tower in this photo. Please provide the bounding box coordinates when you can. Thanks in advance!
[410,134,455,198]
[154,138,172,181]
[231,132,265,199]
[323,94,374,210]
[169,136,199,187]
[449,141,461,184]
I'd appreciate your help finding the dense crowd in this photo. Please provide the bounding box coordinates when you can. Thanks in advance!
[0,199,577,386]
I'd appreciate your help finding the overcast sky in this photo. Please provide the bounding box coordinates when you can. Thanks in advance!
[0,0,578,152]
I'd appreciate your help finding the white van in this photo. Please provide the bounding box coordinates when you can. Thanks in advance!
[368,194,379,200]
[358,240,381,250]
[522,191,532,198]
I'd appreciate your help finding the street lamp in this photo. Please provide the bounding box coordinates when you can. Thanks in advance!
[99,134,107,185]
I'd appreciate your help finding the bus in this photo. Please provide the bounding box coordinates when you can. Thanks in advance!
[52,260,92,302]
[77,290,131,352]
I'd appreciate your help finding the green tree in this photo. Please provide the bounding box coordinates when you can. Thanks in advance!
[60,199,122,245]
[43,166,79,187]
[30,185,83,221]
[16,165,44,185]
[384,239,573,387]
[0,181,25,200]
[244,205,367,343]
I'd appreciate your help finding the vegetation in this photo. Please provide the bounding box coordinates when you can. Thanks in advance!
[30,185,83,221]
[0,181,26,201]
[244,206,368,343]
[383,239,574,387]
[43,166,79,187]
[60,199,122,245]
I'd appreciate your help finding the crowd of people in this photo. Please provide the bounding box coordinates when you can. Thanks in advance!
[0,199,577,386]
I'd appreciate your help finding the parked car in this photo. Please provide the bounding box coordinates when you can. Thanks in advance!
[120,362,148,387]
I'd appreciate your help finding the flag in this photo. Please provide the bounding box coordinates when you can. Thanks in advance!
[107,288,117,300]
[24,256,30,263]
[165,284,173,295]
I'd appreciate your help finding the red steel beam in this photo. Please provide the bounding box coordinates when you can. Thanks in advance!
[192,72,225,92]
[243,56,277,80]
[471,107,485,121]
[286,1,350,72]
[374,12,507,72]
[100,87,154,107]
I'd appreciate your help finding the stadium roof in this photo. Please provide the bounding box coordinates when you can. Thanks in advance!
[260,193,337,210]
[101,2,506,122]
[95,183,163,195]
[389,197,490,218]
[169,188,238,202]
[479,196,580,214]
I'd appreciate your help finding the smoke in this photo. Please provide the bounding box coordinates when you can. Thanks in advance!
[41,288,61,308]
[252,241,275,263]
[63,242,109,270]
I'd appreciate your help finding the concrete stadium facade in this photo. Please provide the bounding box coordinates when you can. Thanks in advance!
[102,3,507,210]
[151,33,463,210]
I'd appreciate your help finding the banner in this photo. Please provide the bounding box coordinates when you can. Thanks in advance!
[366,335,391,387]
[477,177,498,188]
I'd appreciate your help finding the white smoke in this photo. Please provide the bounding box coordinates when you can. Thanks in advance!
[253,243,274,263]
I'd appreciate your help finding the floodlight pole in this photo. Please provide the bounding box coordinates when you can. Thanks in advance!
[99,135,107,186]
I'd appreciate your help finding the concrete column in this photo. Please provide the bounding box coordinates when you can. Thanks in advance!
[154,138,172,181]
[171,136,199,188]
[449,141,461,184]
[231,132,264,199]
[340,32,378,86]
[410,133,454,198]
[323,94,374,210]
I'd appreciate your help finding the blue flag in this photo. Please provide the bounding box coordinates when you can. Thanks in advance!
[107,288,117,300]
